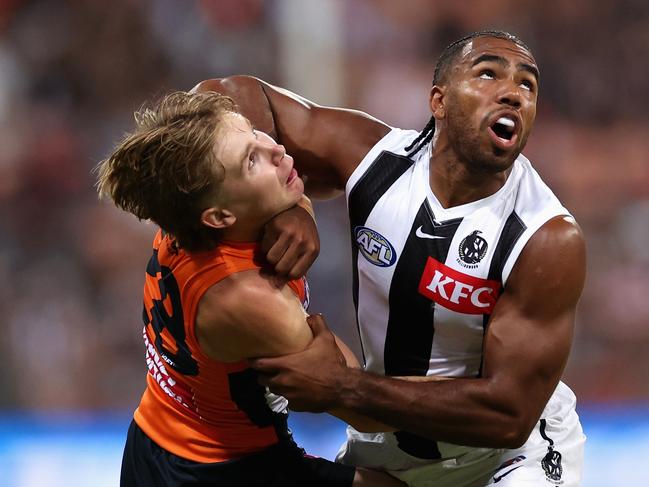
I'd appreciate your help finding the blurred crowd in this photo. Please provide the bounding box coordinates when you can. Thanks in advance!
[0,0,647,411]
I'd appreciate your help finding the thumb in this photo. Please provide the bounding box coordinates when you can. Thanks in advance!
[306,313,329,335]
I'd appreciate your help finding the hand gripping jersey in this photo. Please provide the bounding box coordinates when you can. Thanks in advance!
[336,129,585,486]
[134,230,309,463]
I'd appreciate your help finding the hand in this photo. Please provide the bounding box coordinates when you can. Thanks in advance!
[261,204,319,279]
[249,314,347,412]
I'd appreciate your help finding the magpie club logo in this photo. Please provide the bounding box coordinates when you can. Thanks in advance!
[458,230,488,268]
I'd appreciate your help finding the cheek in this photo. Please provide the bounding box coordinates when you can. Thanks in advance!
[448,86,482,122]
[522,100,537,129]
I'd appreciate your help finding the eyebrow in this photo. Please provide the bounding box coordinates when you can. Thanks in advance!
[472,54,539,82]
[518,62,540,82]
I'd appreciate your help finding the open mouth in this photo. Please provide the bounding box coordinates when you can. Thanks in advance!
[286,168,298,185]
[488,116,518,150]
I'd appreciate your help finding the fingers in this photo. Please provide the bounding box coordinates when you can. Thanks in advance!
[261,204,320,278]
[273,241,302,276]
[262,232,290,266]
[285,250,318,280]
[264,236,319,278]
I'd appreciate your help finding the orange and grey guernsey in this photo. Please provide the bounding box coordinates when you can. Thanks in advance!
[134,230,309,463]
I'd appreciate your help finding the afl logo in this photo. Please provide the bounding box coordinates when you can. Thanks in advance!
[458,230,488,266]
[355,226,397,267]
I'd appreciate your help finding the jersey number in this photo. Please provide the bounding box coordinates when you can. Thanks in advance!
[143,250,199,376]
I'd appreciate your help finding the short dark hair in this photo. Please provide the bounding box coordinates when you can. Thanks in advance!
[432,30,532,86]
[96,91,237,252]
[405,30,532,159]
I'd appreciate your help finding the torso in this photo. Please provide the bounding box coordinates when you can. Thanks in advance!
[343,127,571,462]
[134,231,309,463]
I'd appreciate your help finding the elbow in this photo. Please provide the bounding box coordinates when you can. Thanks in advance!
[498,415,537,449]
[190,75,260,95]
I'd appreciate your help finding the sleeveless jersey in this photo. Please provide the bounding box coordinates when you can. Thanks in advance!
[340,127,577,466]
[134,230,309,463]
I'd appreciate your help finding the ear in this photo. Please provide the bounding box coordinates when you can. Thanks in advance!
[429,85,446,120]
[201,207,236,230]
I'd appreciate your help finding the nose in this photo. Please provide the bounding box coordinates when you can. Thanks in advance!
[498,82,522,109]
[270,144,286,166]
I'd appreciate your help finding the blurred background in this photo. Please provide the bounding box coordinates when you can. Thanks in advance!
[0,0,648,485]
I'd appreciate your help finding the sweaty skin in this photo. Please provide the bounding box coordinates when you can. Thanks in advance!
[428,37,539,207]
[196,36,586,449]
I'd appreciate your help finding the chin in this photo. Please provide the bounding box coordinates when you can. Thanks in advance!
[487,146,521,170]
[467,152,511,174]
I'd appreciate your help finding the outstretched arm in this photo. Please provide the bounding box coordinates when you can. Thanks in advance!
[192,76,390,198]
[250,216,586,448]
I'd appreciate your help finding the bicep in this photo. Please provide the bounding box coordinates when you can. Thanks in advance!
[196,273,313,362]
[481,217,586,419]
[192,76,390,197]
[264,85,390,194]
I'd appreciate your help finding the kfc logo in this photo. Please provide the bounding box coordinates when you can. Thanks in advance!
[418,258,501,314]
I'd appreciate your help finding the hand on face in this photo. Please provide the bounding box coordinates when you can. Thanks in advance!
[248,314,347,412]
[261,203,320,280]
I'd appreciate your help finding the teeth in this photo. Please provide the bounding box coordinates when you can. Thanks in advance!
[496,117,515,129]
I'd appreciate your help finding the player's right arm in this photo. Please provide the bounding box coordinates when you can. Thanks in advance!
[191,76,391,198]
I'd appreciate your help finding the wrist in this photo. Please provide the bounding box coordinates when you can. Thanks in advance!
[296,195,316,220]
[337,366,364,410]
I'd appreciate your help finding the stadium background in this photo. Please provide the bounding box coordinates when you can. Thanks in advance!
[0,0,648,485]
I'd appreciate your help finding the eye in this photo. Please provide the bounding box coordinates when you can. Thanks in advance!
[479,69,495,80]
[520,79,535,92]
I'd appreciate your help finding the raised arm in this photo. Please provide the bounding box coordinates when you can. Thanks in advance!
[192,76,390,198]
[251,215,587,448]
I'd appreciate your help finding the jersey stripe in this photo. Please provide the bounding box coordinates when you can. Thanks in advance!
[348,151,413,364]
[385,201,462,459]
[487,211,526,282]
[384,200,462,376]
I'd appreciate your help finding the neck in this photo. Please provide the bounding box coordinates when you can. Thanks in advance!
[220,222,263,243]
[428,137,512,209]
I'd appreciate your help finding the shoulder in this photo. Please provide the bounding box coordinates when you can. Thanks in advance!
[196,270,312,361]
[528,215,584,248]
[507,216,586,314]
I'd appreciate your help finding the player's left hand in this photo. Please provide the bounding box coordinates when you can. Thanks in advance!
[261,204,319,280]
[249,314,347,412]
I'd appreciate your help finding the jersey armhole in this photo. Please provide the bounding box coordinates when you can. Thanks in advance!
[345,127,418,197]
[501,211,572,285]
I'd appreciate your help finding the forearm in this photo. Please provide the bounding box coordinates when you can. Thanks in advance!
[337,369,529,448]
[329,407,395,433]
[329,375,451,433]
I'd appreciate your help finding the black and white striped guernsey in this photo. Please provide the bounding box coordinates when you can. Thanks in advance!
[339,127,576,466]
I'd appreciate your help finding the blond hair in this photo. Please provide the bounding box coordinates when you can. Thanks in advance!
[96,91,237,251]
